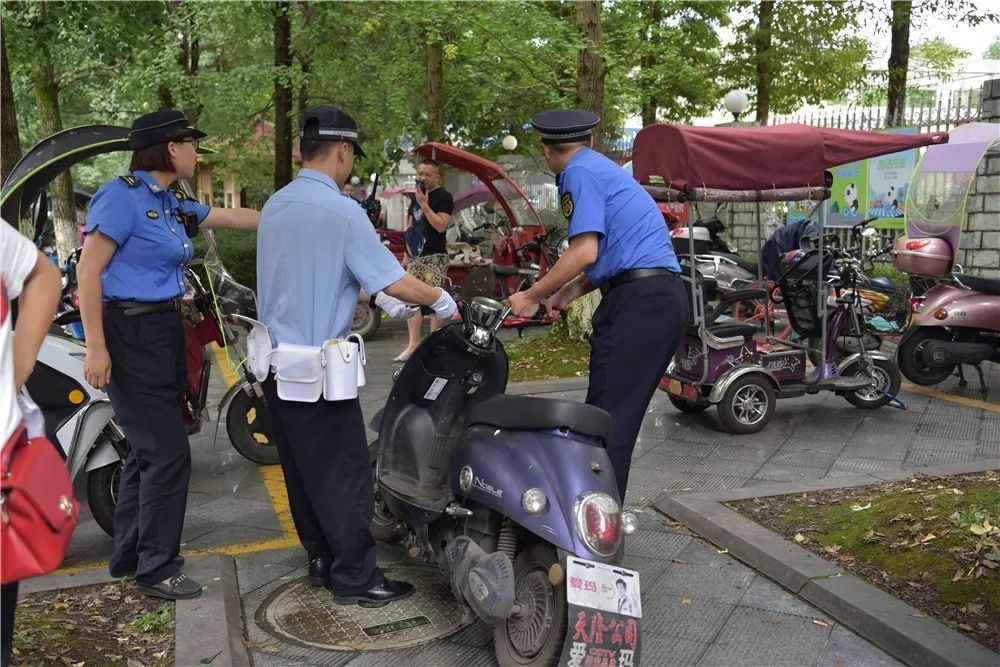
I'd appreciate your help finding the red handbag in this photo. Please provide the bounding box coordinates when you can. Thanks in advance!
[1,424,79,584]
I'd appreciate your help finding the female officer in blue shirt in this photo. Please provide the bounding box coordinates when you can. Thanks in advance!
[509,109,688,501]
[76,110,260,600]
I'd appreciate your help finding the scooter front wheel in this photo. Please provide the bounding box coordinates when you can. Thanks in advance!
[225,387,280,465]
[840,357,901,409]
[495,540,567,667]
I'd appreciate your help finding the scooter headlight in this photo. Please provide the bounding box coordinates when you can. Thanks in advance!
[574,492,622,556]
[522,488,548,515]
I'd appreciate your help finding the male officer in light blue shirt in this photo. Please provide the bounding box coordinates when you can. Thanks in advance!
[509,109,688,501]
[257,105,456,606]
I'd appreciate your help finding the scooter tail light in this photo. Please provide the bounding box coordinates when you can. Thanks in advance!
[905,239,932,251]
[909,297,924,313]
[575,492,622,556]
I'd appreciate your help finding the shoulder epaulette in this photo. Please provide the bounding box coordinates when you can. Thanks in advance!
[119,174,141,187]
[171,187,188,201]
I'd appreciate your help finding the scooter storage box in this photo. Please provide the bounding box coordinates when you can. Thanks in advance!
[672,227,712,256]
[891,236,953,277]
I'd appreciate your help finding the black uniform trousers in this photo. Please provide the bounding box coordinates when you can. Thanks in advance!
[261,378,382,595]
[586,274,689,499]
[104,307,189,586]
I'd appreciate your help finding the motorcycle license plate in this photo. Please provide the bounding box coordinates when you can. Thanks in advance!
[558,557,643,666]
[668,379,683,396]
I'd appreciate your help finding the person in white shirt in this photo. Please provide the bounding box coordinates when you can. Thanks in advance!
[1,220,61,667]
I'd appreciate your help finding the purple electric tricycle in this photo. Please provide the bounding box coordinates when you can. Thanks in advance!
[631,123,949,434]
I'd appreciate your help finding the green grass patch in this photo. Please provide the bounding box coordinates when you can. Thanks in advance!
[505,331,591,383]
[731,471,1000,651]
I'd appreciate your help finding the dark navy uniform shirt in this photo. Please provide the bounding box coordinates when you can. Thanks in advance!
[558,147,680,285]
[84,170,211,301]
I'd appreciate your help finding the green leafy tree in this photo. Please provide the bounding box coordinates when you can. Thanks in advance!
[985,36,1000,59]
[724,1,871,125]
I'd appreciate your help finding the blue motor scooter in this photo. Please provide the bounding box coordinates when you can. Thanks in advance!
[370,296,637,667]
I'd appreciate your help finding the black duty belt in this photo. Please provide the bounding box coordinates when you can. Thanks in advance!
[601,268,677,295]
[106,299,181,317]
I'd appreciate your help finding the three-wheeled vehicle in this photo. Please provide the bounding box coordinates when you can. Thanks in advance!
[632,123,948,433]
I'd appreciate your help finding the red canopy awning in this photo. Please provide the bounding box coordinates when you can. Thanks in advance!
[415,142,507,182]
[632,124,948,192]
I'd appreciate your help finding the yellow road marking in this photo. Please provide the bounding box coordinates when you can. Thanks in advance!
[59,344,299,574]
[902,382,1000,413]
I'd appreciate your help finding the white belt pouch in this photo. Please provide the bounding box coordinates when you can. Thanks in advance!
[274,343,325,403]
[323,334,366,401]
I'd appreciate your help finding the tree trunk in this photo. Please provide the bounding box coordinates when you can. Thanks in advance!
[886,0,912,127]
[1,30,22,186]
[156,83,175,110]
[273,0,293,190]
[296,1,317,119]
[32,48,76,262]
[753,0,775,126]
[639,1,662,127]
[566,0,605,341]
[426,41,444,142]
[575,0,605,149]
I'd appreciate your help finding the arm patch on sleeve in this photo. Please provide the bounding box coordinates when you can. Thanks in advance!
[561,192,574,219]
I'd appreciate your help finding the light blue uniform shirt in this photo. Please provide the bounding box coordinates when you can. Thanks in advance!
[84,170,211,301]
[558,147,680,285]
[257,168,405,347]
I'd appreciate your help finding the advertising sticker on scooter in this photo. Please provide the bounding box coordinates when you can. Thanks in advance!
[559,557,642,667]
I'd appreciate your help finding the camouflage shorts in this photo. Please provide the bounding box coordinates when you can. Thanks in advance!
[406,253,449,288]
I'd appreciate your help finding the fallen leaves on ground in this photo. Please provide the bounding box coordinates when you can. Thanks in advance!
[730,470,1000,653]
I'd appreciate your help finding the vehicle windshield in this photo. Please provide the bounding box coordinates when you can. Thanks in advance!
[490,178,542,230]
[189,228,258,370]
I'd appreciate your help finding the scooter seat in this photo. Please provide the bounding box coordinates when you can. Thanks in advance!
[956,274,1000,296]
[686,322,758,340]
[708,251,759,275]
[466,394,612,444]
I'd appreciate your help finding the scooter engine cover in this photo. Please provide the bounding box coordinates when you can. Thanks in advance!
[465,551,515,623]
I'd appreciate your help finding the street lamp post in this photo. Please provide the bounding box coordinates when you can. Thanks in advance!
[723,90,750,123]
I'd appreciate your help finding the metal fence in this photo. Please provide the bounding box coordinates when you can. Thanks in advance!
[770,89,982,133]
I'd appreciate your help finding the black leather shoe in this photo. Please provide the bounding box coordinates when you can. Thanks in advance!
[308,555,333,589]
[111,555,185,579]
[333,578,415,608]
[137,573,203,600]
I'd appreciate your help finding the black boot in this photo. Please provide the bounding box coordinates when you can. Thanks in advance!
[333,578,415,608]
[308,555,333,589]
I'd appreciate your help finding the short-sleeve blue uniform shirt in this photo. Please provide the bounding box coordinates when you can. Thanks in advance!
[84,170,211,301]
[257,169,405,346]
[558,147,679,285]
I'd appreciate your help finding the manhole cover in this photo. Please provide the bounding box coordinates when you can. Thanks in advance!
[256,564,474,651]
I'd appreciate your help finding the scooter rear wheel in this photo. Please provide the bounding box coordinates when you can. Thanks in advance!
[717,374,776,434]
[87,457,122,537]
[368,441,400,543]
[495,540,566,667]
[896,327,955,386]
[668,394,710,414]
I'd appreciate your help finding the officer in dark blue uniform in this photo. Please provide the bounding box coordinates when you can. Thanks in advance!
[77,110,260,600]
[509,109,688,500]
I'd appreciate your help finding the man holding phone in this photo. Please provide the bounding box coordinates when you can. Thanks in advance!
[396,158,454,362]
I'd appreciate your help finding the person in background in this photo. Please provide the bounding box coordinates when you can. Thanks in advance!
[395,158,454,362]
[1,220,62,667]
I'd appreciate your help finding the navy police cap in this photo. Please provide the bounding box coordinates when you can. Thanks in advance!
[129,109,206,150]
[530,109,600,144]
[300,105,367,158]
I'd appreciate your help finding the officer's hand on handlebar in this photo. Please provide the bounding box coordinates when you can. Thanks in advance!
[431,288,458,320]
[375,292,420,320]
[508,290,539,318]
